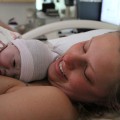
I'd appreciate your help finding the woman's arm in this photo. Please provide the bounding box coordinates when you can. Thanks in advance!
[0,76,78,120]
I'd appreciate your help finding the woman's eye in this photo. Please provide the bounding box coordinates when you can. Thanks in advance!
[84,65,92,84]
[84,65,88,79]
[83,43,87,53]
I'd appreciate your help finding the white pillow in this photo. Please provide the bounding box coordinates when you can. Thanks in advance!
[47,29,115,55]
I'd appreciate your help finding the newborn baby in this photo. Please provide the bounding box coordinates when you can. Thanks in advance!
[0,27,58,82]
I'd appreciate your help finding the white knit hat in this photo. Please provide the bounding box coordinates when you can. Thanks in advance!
[12,39,58,82]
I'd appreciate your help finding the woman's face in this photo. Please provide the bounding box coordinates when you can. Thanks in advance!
[48,32,120,102]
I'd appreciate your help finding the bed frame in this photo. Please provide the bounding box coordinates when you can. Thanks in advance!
[22,20,118,40]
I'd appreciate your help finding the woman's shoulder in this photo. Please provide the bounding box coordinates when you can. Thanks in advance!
[0,85,78,120]
[28,86,79,120]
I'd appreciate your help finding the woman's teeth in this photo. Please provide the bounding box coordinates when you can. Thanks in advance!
[59,62,64,74]
[59,62,67,79]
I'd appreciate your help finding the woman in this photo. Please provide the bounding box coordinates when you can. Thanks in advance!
[48,31,120,103]
[0,21,120,119]
[48,31,120,118]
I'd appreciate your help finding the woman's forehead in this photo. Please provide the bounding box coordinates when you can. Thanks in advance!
[91,32,120,48]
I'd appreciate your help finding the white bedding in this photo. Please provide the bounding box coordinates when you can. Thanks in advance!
[47,29,116,55]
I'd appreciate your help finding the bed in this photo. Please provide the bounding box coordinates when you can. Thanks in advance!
[22,20,120,120]
[22,20,118,40]
[22,19,119,55]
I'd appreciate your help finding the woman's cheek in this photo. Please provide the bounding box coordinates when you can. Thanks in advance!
[70,74,89,91]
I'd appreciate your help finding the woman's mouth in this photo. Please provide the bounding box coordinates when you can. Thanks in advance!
[59,62,64,75]
[57,60,67,80]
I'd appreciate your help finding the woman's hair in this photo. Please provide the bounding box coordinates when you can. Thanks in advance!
[78,85,120,119]
[78,102,120,120]
[77,31,120,120]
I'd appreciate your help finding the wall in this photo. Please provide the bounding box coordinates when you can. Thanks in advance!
[0,1,76,25]
[0,2,35,25]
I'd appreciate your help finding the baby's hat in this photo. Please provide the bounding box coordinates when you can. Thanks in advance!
[12,39,58,82]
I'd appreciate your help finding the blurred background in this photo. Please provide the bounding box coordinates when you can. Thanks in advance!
[0,0,119,33]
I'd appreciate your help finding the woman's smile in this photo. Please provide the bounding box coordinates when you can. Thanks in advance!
[55,57,67,80]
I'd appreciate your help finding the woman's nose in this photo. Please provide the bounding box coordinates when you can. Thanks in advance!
[63,53,86,70]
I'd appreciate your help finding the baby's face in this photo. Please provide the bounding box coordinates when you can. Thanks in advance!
[0,43,21,79]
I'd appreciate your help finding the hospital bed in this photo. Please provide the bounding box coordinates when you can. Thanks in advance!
[22,20,118,40]
[22,20,119,120]
[22,19,119,55]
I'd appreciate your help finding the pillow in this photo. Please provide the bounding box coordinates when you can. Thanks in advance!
[47,29,116,55]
